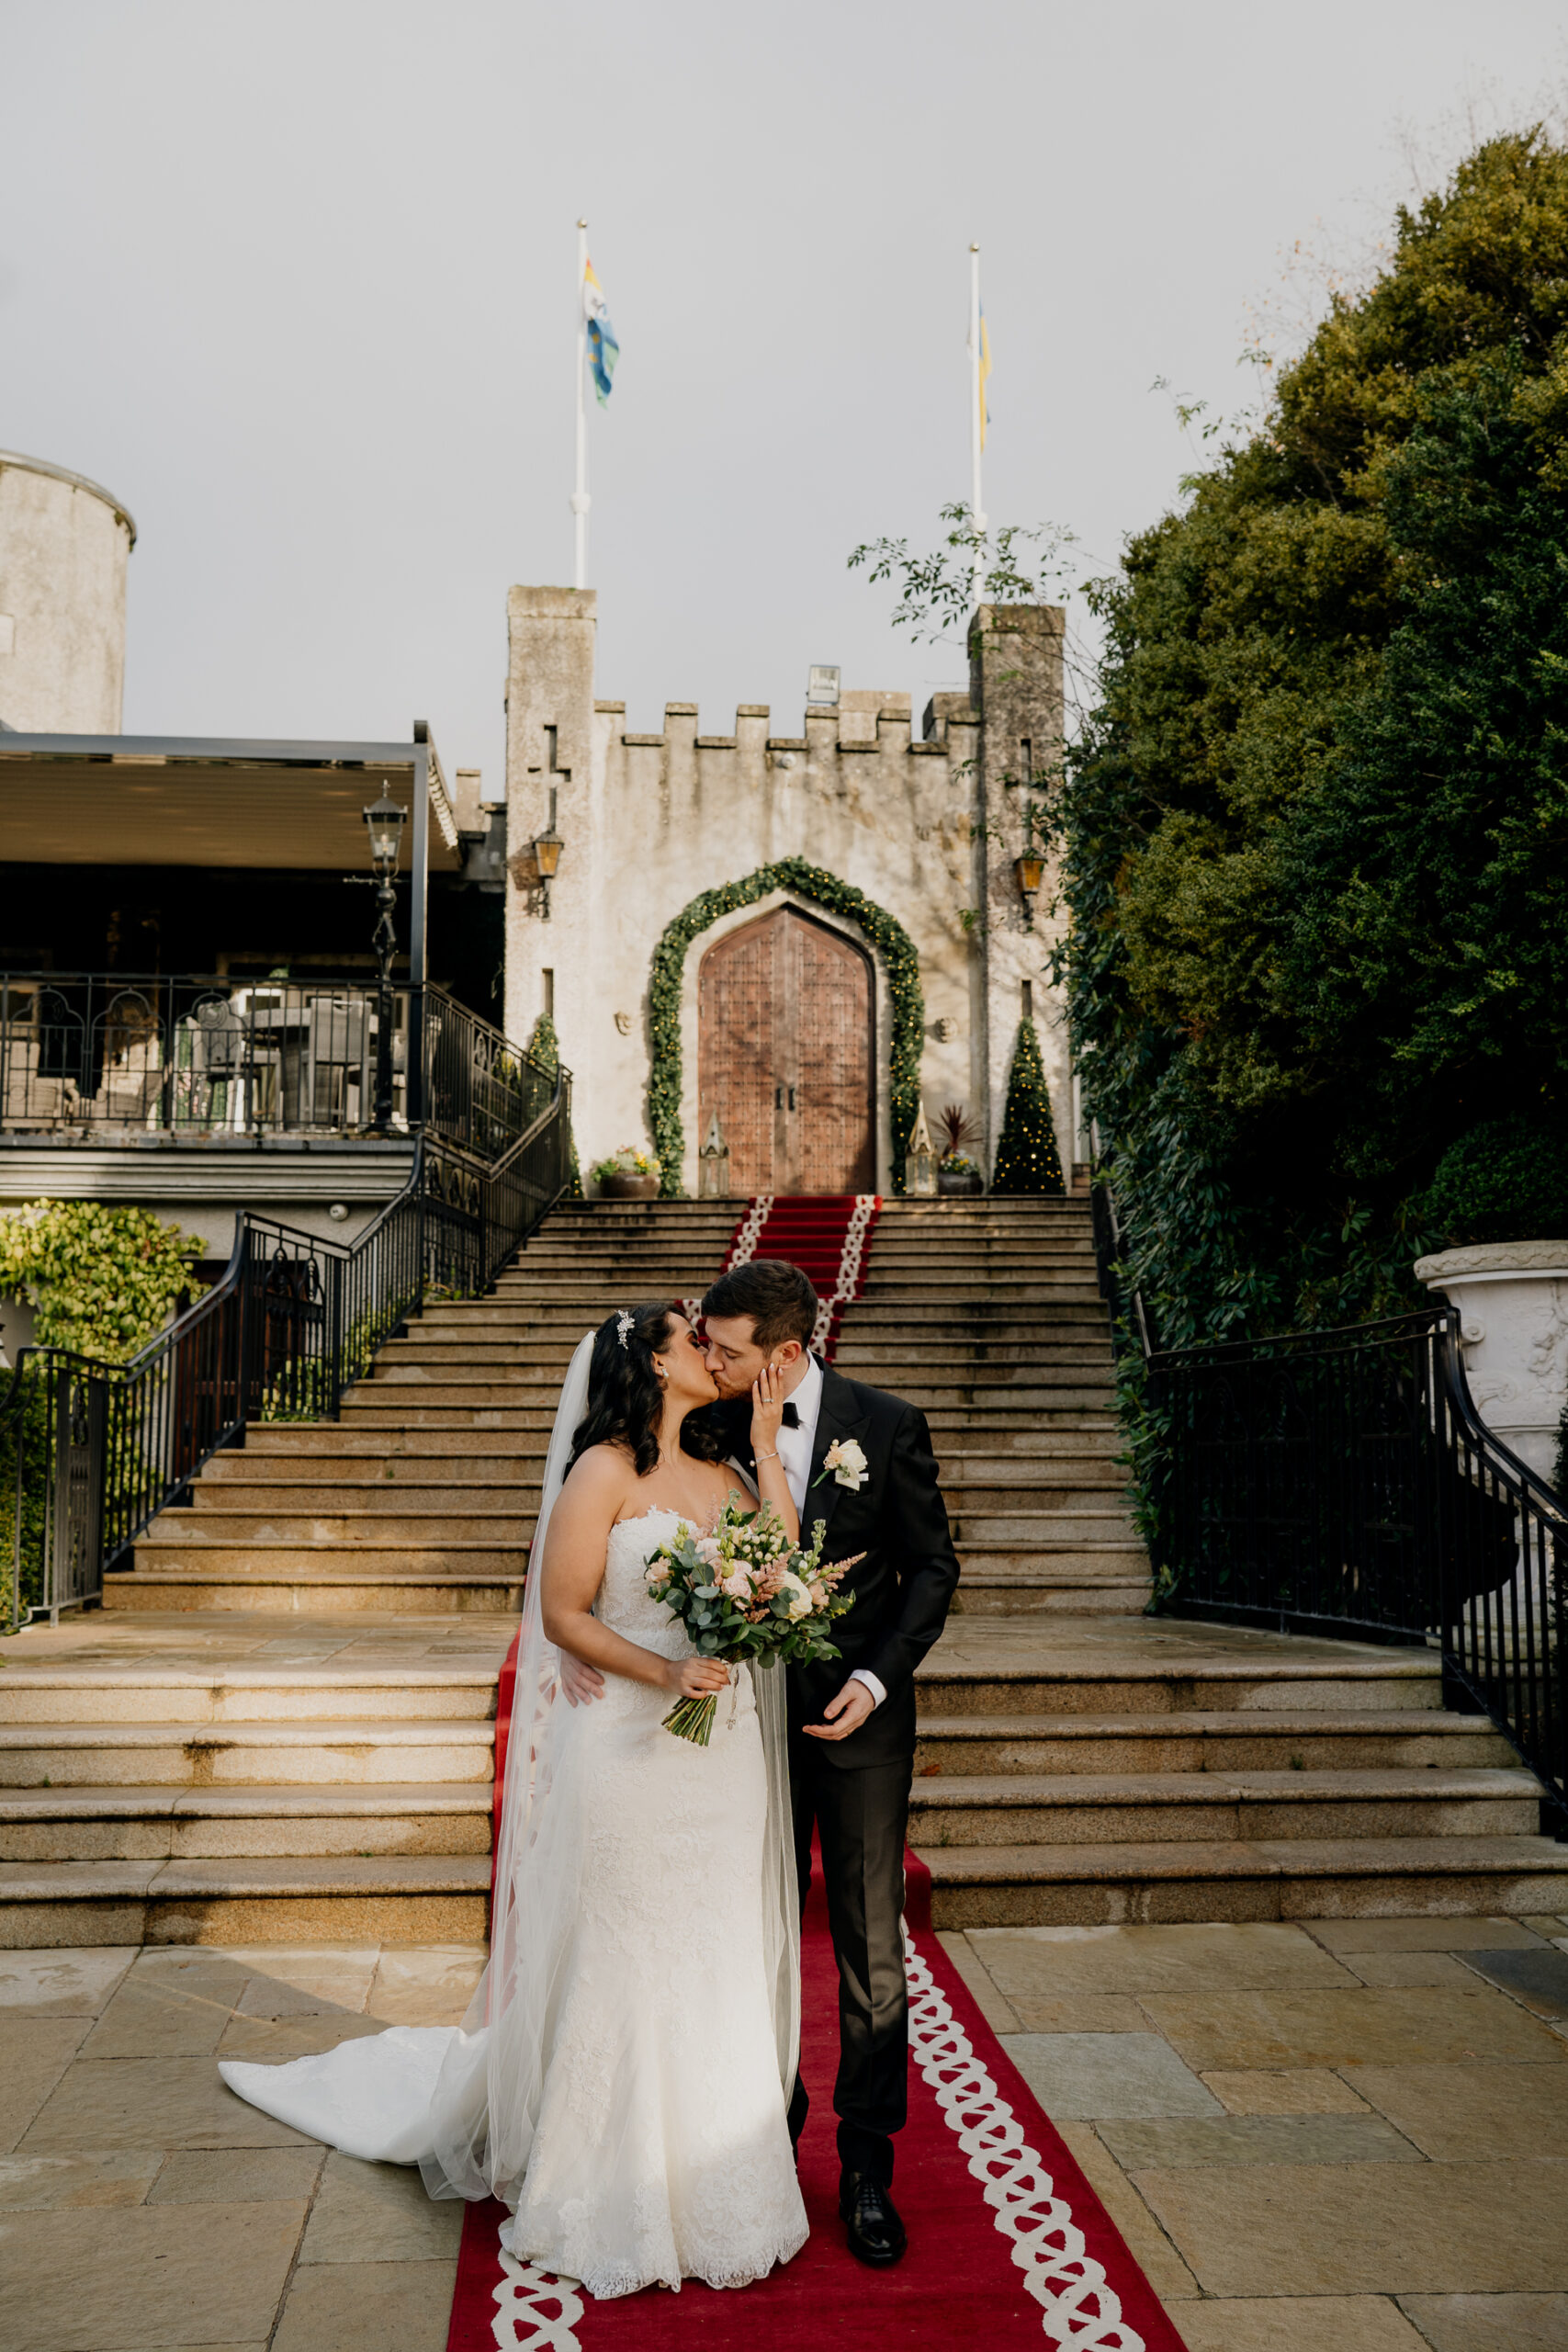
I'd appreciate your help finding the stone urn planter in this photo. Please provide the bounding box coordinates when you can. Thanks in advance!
[937,1166,984,1197]
[600,1172,659,1201]
[1415,1239,1568,1481]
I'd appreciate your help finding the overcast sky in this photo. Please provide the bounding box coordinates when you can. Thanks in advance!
[2,1,1563,792]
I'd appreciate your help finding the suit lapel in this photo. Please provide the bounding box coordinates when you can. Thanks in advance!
[804,1361,870,1544]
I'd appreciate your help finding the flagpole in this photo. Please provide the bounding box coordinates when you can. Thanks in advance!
[968,242,986,607]
[573,217,589,590]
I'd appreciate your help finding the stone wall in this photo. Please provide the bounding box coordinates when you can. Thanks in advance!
[502,585,1070,1193]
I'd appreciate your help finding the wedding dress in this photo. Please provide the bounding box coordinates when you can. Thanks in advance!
[219,1340,807,2301]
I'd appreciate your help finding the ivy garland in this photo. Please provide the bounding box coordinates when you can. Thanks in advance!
[647,857,926,1198]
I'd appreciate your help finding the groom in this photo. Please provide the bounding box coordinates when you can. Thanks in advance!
[699,1256,960,2268]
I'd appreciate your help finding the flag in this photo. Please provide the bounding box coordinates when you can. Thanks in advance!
[583,257,619,406]
[977,304,991,451]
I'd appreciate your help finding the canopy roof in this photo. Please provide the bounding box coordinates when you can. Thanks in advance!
[0,730,462,873]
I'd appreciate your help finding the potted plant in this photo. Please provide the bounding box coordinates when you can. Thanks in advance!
[591,1147,660,1201]
[936,1105,985,1196]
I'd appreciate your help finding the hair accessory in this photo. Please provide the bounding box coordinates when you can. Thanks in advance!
[615,1310,635,1349]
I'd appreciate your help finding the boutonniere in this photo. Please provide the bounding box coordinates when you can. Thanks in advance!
[813,1437,869,1492]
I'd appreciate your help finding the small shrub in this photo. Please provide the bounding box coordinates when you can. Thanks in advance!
[1421,1114,1568,1248]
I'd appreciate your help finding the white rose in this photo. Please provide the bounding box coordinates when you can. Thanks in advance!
[824,1437,870,1490]
[776,1569,815,1622]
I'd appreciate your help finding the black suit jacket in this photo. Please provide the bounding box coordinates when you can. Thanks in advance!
[724,1361,961,1771]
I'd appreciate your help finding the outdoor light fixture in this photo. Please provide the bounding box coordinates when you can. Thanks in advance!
[1013,801,1045,929]
[357,784,407,1131]
[363,786,408,875]
[533,786,565,919]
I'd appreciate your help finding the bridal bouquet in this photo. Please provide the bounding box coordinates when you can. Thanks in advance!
[645,1496,859,1745]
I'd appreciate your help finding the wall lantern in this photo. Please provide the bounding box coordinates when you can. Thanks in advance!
[1013,800,1045,929]
[534,786,565,919]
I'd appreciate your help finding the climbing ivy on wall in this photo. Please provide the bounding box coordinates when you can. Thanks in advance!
[526,1013,584,1199]
[647,857,926,1197]
[0,1202,207,1362]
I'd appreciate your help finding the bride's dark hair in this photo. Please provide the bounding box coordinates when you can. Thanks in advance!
[566,1301,724,1479]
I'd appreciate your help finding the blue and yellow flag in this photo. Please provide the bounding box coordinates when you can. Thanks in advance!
[583,257,619,406]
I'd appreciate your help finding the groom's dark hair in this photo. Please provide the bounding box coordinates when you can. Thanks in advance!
[702,1258,818,1351]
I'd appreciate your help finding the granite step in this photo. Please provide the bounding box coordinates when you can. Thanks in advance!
[912,1709,1517,1775]
[916,1833,1568,1930]
[0,1782,493,1861]
[907,1767,1543,1848]
[0,1853,491,1948]
[914,1654,1447,1717]
[0,1715,495,1787]
[103,1567,525,1612]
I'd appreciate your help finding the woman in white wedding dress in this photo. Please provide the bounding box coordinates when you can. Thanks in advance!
[220,1302,809,2300]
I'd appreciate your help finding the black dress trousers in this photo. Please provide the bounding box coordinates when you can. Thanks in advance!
[788,1736,911,2184]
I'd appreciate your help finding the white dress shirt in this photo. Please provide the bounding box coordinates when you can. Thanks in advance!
[774,1352,885,1712]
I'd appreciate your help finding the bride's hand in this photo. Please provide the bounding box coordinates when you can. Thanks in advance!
[664,1656,729,1698]
[750,1361,787,1456]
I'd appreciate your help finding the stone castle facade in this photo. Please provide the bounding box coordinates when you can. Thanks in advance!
[502,585,1073,1193]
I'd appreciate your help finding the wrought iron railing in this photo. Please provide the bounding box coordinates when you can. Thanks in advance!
[2,1065,571,1626]
[0,970,415,1136]
[1147,1306,1568,1829]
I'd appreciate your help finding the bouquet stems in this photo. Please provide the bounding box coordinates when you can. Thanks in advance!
[662,1692,719,1746]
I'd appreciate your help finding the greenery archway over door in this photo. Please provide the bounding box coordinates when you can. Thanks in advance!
[648,856,926,1197]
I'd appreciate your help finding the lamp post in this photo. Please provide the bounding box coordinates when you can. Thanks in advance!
[362,786,407,1131]
[533,786,565,920]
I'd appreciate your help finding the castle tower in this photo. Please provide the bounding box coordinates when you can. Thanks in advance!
[0,449,134,732]
[502,587,1067,1194]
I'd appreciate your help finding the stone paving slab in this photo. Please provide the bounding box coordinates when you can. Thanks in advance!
[953,1905,1568,2340]
[0,1938,471,2349]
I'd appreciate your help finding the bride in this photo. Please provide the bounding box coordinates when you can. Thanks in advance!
[220,1301,809,2299]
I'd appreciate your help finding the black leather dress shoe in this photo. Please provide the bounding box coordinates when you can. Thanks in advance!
[840,2171,908,2267]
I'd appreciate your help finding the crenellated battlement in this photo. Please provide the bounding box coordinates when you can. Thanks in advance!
[503,585,1074,1197]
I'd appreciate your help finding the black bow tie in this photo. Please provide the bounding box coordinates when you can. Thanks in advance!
[781,1401,800,1430]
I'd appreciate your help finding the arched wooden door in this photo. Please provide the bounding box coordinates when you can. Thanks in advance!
[698,907,874,1193]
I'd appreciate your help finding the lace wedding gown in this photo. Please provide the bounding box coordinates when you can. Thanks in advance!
[220,1506,807,2301]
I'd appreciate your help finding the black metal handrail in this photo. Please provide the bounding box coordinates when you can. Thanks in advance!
[2,1068,571,1627]
[1148,1304,1568,1829]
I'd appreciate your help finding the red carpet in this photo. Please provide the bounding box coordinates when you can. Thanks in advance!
[691,1193,880,1359]
[447,1850,1189,2352]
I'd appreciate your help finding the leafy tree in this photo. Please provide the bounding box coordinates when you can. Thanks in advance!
[1058,129,1568,1352]
[990,1019,1066,1194]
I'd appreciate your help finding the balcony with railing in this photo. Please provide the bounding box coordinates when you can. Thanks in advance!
[0,971,558,1162]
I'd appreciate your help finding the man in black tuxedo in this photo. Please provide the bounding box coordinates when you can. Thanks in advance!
[700,1256,960,2269]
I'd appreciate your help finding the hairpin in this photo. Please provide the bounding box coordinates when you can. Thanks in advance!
[615,1310,635,1348]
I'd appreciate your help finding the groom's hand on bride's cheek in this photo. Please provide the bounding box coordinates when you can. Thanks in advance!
[558,1653,604,1707]
[803,1680,874,1741]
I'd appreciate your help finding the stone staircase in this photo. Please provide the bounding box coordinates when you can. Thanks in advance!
[909,1619,1568,1927]
[0,1619,509,1946]
[104,1199,1145,1617]
[7,1192,1564,1942]
[836,1200,1148,1612]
